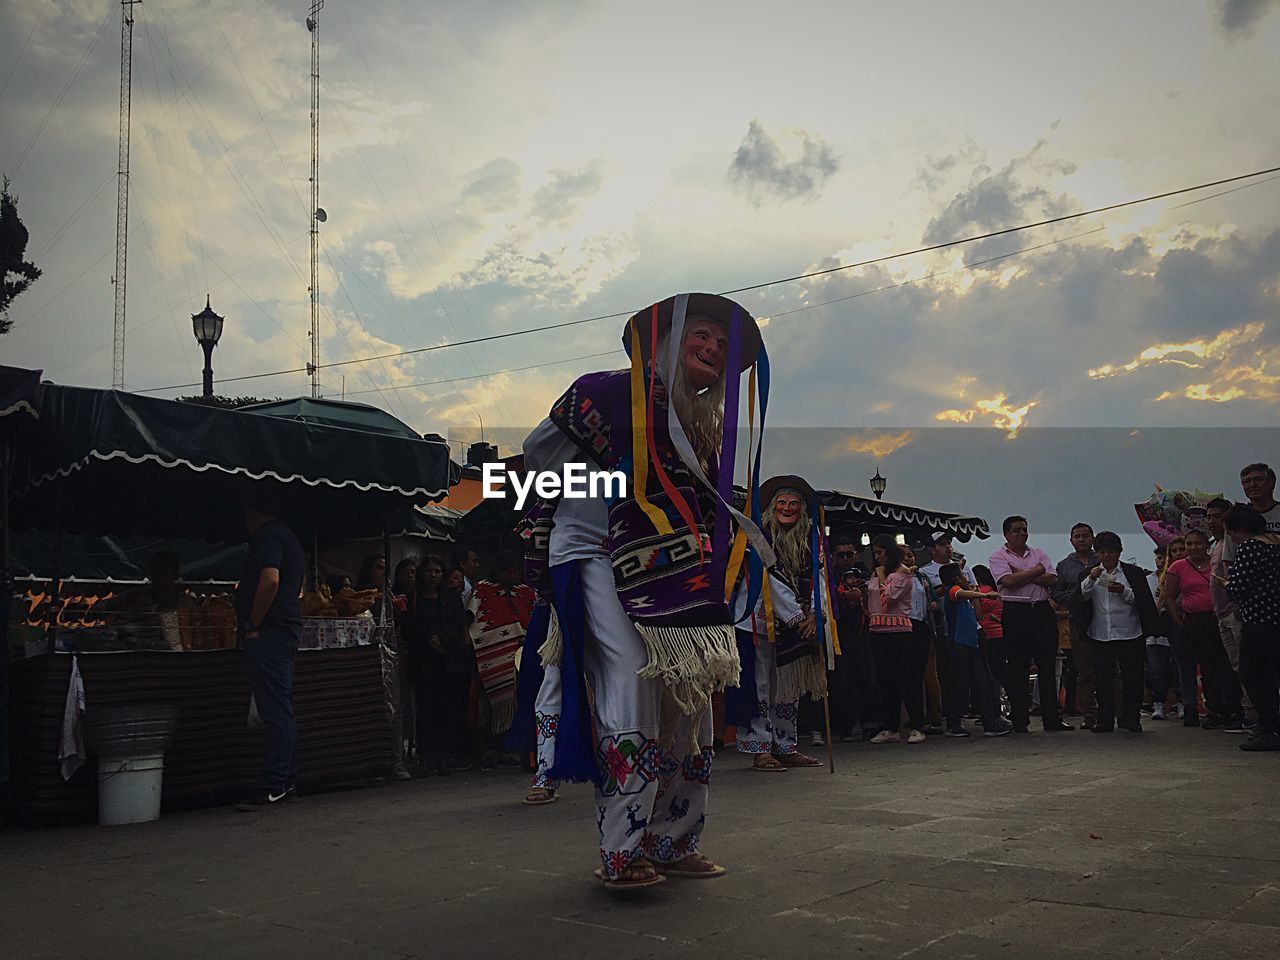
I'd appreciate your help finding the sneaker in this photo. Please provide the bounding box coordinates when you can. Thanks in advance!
[907,729,927,744]
[1151,703,1165,721]
[391,761,414,781]
[1141,703,1154,715]
[1223,717,1249,734]
[236,788,289,812]
[1202,715,1224,730]
[284,783,300,804]
[983,721,1014,737]
[1173,703,1185,720]
[923,724,945,736]
[1239,732,1280,752]
[945,727,971,738]
[870,730,900,744]
[810,731,826,747]
[1183,714,1201,728]
[479,754,498,771]
[448,757,474,772]
[838,730,861,743]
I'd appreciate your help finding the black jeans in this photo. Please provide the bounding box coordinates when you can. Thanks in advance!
[243,633,298,791]
[1183,611,1243,719]
[804,628,883,737]
[1240,621,1280,735]
[416,666,470,763]
[870,630,927,732]
[1088,636,1145,730]
[1001,601,1061,730]
[945,641,1001,729]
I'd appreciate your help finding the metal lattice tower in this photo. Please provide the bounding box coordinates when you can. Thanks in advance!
[306,1,324,397]
[111,1,142,391]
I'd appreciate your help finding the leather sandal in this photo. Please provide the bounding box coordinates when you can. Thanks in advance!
[593,857,665,892]
[752,754,788,772]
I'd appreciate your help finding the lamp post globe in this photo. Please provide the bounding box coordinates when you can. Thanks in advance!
[191,295,225,398]
[870,467,887,501]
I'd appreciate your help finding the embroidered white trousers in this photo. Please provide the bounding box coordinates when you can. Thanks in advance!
[579,557,712,879]
[735,632,799,756]
[530,664,561,791]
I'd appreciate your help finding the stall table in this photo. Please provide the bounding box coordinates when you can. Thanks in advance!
[5,621,394,824]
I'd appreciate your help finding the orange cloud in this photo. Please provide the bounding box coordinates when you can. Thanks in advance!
[1088,323,1264,380]
[824,429,919,460]
[935,393,1037,438]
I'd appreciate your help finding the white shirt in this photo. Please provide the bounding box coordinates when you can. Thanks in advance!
[522,417,609,565]
[1080,564,1142,642]
[1145,572,1169,647]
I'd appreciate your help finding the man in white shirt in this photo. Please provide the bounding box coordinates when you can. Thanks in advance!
[1078,531,1160,733]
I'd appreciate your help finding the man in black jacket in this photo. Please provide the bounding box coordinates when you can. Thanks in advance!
[1075,531,1161,733]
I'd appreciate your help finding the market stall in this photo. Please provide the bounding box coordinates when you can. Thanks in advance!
[3,375,451,823]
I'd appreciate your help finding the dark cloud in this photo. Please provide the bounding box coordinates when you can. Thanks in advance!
[1217,0,1279,36]
[921,140,1077,261]
[529,161,605,224]
[727,120,839,204]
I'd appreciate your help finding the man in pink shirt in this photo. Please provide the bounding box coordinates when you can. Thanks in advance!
[988,516,1074,734]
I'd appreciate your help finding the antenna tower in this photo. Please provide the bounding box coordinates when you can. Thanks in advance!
[306,1,324,397]
[111,1,142,391]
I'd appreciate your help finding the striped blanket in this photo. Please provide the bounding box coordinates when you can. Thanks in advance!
[468,581,535,734]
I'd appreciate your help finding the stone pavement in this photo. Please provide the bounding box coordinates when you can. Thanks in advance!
[5,722,1279,960]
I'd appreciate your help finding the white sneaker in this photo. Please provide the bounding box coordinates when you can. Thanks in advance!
[810,731,825,747]
[907,729,927,744]
[1173,703,1185,720]
[1151,703,1166,721]
[870,730,900,744]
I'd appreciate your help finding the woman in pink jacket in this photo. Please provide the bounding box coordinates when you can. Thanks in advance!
[867,534,926,743]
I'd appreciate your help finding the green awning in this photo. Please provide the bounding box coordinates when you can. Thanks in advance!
[13,383,451,542]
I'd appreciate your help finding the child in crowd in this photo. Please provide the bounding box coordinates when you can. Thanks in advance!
[940,563,1013,738]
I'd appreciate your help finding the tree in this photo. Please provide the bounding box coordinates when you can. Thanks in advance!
[176,395,277,410]
[1,176,42,332]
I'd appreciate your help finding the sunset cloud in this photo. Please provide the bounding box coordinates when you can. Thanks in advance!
[936,394,1039,438]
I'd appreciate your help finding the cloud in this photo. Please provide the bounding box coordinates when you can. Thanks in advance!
[920,140,1077,263]
[1089,322,1264,379]
[1217,0,1279,37]
[530,160,606,224]
[727,120,839,204]
[824,429,919,460]
[935,393,1038,438]
[461,158,523,213]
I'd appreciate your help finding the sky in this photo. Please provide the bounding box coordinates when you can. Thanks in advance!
[2,0,1278,539]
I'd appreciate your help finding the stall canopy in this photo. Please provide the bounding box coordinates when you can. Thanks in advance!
[819,488,989,542]
[238,397,422,439]
[11,383,452,543]
[0,366,42,432]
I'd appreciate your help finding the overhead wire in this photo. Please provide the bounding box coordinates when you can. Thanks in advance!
[0,0,54,103]
[7,5,115,175]
[130,163,1280,395]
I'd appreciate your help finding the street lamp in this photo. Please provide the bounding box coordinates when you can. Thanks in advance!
[869,467,887,500]
[191,295,225,398]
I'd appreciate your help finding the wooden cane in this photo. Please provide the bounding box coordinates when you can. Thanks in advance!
[822,691,835,773]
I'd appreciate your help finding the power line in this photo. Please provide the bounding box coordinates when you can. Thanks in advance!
[131,163,1280,394]
[341,350,627,397]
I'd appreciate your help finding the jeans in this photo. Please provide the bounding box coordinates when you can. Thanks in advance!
[1001,602,1061,730]
[1183,611,1243,719]
[1217,612,1253,713]
[1166,622,1200,714]
[1145,644,1180,705]
[945,642,1001,729]
[801,627,881,737]
[1089,637,1145,730]
[1239,621,1280,735]
[870,631,926,732]
[243,633,298,791]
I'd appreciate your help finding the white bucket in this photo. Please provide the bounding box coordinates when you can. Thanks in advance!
[97,753,165,825]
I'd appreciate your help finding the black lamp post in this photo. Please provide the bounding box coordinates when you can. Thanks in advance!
[191,295,225,398]
[869,467,887,500]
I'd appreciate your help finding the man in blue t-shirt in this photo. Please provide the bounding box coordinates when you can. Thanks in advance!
[234,502,305,811]
[940,563,1012,739]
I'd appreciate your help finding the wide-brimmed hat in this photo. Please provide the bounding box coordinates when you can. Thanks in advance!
[760,474,817,507]
[621,293,762,373]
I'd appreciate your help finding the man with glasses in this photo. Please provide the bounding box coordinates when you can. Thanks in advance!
[831,535,881,741]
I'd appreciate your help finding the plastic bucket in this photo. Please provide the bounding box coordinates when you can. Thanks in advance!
[85,705,177,826]
[97,753,166,825]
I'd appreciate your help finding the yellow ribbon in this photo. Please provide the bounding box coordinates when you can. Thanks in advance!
[629,321,672,535]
